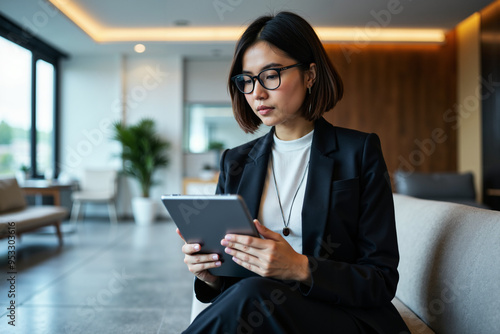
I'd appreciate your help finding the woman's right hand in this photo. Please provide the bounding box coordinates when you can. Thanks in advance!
[176,228,222,289]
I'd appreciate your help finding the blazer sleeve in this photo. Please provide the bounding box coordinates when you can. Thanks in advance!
[300,133,400,308]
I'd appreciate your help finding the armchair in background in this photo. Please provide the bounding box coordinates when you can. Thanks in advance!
[393,170,487,208]
[70,169,118,226]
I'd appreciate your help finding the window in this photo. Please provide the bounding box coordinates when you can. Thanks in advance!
[36,59,55,177]
[0,13,66,179]
[0,36,32,176]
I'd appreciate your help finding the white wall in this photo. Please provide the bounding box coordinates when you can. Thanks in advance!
[184,58,232,103]
[60,54,184,218]
[59,55,122,176]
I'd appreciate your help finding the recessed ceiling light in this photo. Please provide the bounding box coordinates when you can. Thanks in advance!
[134,44,146,53]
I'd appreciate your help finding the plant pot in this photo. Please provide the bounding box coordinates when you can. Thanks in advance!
[15,171,27,183]
[132,197,157,225]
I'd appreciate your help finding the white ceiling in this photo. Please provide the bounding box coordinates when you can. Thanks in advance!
[0,0,494,57]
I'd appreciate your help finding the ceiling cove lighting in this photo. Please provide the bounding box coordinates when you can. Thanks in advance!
[314,27,445,43]
[48,0,446,43]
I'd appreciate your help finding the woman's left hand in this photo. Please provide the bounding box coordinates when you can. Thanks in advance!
[221,219,311,283]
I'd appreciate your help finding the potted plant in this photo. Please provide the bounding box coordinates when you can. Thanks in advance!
[111,118,170,225]
[17,164,30,182]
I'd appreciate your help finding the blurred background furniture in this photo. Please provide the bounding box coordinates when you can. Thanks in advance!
[21,178,75,206]
[393,170,487,208]
[0,177,67,245]
[70,169,118,226]
[182,177,218,195]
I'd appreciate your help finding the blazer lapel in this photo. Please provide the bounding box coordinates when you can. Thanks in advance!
[302,118,338,256]
[236,129,274,219]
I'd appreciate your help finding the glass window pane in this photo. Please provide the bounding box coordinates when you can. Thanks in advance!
[0,36,32,177]
[36,59,55,178]
[185,104,268,153]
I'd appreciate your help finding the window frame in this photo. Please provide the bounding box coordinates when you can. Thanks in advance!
[0,12,67,178]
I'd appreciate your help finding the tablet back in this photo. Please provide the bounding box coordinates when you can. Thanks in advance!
[161,194,258,277]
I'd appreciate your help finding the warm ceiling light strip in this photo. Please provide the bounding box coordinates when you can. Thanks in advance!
[99,27,445,43]
[100,27,246,42]
[315,27,445,43]
[48,0,446,43]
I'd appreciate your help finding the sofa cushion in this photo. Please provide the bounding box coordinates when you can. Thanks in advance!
[0,177,27,213]
[394,194,500,334]
[0,206,67,237]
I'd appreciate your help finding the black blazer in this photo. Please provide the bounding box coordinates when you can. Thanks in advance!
[196,117,408,331]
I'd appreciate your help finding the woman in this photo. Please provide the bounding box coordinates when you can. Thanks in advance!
[179,11,410,333]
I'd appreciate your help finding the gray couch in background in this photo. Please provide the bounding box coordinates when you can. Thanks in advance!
[393,194,500,333]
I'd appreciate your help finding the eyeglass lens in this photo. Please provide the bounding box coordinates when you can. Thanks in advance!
[234,69,281,94]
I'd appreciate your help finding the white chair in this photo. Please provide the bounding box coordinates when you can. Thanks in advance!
[70,169,118,226]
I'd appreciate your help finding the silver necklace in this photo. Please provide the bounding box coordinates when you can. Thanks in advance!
[270,155,310,236]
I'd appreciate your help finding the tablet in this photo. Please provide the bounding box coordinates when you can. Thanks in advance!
[161,194,259,277]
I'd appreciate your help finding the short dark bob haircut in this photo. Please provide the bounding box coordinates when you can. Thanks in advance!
[228,11,344,133]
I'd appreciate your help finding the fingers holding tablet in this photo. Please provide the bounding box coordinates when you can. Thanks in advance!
[181,243,222,286]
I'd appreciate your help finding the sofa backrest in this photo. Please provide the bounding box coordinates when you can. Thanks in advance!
[0,177,27,213]
[393,194,500,334]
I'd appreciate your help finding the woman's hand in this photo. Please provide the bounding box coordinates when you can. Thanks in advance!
[176,228,221,290]
[221,219,311,283]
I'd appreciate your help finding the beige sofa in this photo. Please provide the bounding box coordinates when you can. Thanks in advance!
[0,177,67,245]
[393,194,500,333]
[190,194,500,333]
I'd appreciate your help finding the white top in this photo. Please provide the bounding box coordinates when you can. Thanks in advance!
[258,130,313,254]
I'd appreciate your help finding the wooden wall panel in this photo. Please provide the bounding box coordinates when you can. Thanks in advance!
[480,0,500,210]
[322,35,457,179]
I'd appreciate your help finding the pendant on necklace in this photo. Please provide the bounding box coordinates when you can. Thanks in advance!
[283,227,290,236]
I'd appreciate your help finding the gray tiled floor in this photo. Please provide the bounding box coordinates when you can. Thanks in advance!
[0,219,193,334]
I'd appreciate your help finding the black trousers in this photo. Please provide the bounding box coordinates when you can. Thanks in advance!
[183,277,378,334]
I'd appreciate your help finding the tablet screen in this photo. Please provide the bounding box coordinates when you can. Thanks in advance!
[161,194,259,277]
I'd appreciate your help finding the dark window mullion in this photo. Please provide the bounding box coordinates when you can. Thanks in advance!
[30,55,38,178]
[54,61,60,179]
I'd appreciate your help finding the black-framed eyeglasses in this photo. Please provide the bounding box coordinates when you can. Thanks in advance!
[231,63,303,94]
